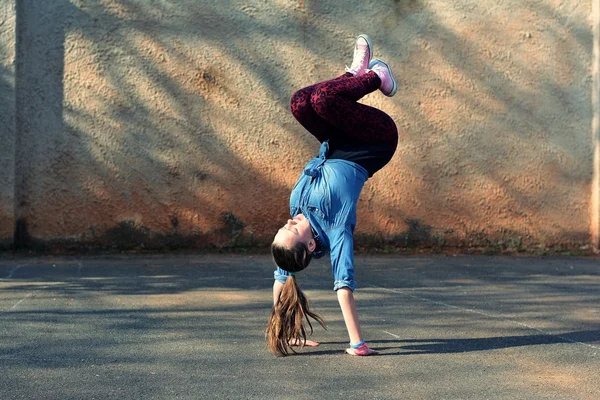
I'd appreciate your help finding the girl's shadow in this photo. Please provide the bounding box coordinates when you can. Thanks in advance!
[295,329,600,356]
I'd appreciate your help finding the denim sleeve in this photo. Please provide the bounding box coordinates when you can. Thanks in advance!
[328,225,356,291]
[274,266,290,285]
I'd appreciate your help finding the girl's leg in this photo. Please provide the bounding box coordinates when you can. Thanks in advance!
[290,73,354,143]
[310,71,398,149]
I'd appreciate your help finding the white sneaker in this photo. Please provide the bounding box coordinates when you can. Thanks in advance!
[345,34,373,76]
[368,58,397,97]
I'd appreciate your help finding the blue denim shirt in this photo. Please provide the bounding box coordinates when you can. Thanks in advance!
[274,141,369,291]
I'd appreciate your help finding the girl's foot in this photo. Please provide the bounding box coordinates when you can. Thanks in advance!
[288,338,320,347]
[368,59,398,97]
[345,34,373,76]
[345,343,377,356]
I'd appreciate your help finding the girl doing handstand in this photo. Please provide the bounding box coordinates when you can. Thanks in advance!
[266,34,399,356]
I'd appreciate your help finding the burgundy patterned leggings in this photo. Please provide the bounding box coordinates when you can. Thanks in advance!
[290,72,398,175]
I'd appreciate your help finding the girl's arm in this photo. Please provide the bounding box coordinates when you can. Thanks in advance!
[328,225,377,355]
[273,279,284,305]
[337,287,376,355]
[337,287,362,344]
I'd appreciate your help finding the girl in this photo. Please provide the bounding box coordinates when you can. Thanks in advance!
[266,34,398,356]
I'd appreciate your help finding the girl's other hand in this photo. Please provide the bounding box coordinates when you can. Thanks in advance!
[288,338,320,347]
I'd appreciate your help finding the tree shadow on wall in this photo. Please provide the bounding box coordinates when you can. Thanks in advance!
[11,0,593,251]
[364,2,592,249]
[13,0,306,251]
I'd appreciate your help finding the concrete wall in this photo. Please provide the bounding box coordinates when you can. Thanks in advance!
[0,0,15,247]
[0,0,595,251]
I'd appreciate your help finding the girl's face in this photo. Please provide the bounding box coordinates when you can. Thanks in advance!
[273,214,315,252]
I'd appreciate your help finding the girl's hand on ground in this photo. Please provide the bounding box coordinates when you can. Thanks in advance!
[288,338,320,347]
[345,345,377,356]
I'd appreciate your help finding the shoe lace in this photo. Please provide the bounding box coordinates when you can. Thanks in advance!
[353,47,369,65]
[372,63,387,79]
[346,45,369,73]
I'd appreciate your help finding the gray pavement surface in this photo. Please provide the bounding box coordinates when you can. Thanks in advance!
[0,253,598,399]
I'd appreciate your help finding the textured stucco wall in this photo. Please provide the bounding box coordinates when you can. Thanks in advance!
[0,0,15,247]
[3,0,595,250]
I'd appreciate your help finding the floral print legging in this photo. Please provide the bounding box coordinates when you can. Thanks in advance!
[290,72,398,175]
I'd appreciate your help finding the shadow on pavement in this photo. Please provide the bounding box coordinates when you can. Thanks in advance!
[312,329,600,355]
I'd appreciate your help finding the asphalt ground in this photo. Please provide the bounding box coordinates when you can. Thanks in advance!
[0,253,598,400]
